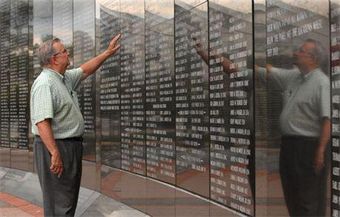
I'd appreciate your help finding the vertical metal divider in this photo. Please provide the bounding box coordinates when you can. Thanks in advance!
[329,0,334,215]
[94,0,102,191]
[28,0,32,157]
[144,0,147,177]
[173,1,178,214]
[174,0,178,189]
[252,0,256,215]
[119,0,122,171]
[8,0,11,167]
[207,0,211,207]
[93,0,97,165]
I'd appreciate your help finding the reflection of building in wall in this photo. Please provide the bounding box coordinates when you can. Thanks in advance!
[119,1,146,175]
[53,0,73,67]
[145,4,176,184]
[73,0,96,161]
[98,2,121,168]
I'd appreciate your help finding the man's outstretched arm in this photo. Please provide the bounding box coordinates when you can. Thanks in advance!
[80,33,121,80]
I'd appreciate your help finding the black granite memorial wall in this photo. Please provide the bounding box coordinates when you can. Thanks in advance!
[1,0,339,216]
[98,0,121,169]
[119,0,146,175]
[74,0,96,161]
[0,0,11,149]
[174,0,210,198]
[208,1,254,215]
[145,0,176,184]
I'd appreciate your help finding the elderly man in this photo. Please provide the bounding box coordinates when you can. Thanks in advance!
[258,39,330,216]
[30,34,120,216]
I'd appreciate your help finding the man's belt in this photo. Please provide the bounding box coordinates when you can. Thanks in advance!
[35,135,83,142]
[281,135,318,142]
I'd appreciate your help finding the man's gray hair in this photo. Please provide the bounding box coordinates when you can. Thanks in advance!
[37,38,61,66]
[305,38,326,65]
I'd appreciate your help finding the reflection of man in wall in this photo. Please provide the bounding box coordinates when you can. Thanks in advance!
[257,39,330,216]
[194,38,255,203]
[30,34,120,216]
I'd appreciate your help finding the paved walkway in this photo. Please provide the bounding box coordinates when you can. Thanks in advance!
[0,192,43,217]
[0,167,150,217]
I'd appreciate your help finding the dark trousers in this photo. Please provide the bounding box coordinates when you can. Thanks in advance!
[34,136,83,217]
[280,136,329,217]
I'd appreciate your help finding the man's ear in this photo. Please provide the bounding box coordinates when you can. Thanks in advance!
[50,56,57,65]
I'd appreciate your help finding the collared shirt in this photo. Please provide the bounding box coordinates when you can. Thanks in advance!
[30,67,84,139]
[258,67,330,137]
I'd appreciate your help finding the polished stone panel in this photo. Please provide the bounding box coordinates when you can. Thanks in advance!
[1,1,337,216]
[0,148,10,168]
[175,190,210,217]
[101,166,239,217]
[256,1,331,216]
[0,0,10,150]
[53,0,73,67]
[81,160,100,191]
[73,0,96,162]
[208,0,254,215]
[331,1,340,215]
[145,0,176,185]
[10,149,29,171]
[209,203,239,217]
[145,180,176,217]
[119,0,146,176]
[101,165,147,213]
[32,0,53,79]
[174,0,210,198]
[96,0,122,169]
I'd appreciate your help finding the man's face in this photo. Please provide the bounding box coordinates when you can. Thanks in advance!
[293,42,316,68]
[52,42,70,70]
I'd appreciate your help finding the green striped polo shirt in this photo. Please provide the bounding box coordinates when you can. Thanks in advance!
[30,67,84,139]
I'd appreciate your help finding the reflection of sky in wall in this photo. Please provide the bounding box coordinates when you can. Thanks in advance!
[255,0,265,4]
[273,0,328,17]
[120,0,144,18]
[52,26,72,43]
[34,1,52,18]
[175,0,207,18]
[145,0,174,19]
[53,0,73,45]
[255,0,327,17]
[210,0,251,13]
[331,2,340,18]
[96,0,119,18]
[73,0,95,33]
[176,0,206,7]
[33,0,52,45]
